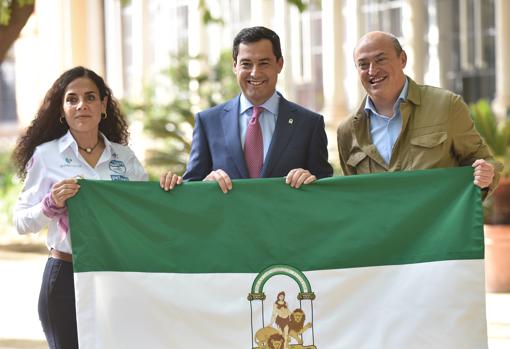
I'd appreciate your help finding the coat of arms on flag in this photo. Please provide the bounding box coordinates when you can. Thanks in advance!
[249,265,316,349]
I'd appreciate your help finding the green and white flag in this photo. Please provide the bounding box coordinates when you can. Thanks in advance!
[69,167,487,349]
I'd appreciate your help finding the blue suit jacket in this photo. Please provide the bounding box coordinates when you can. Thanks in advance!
[183,94,333,180]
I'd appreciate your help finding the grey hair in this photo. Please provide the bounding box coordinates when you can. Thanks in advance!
[389,34,403,56]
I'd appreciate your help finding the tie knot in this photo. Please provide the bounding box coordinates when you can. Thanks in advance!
[251,106,263,122]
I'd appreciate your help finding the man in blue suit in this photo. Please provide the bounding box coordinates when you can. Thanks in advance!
[183,26,333,193]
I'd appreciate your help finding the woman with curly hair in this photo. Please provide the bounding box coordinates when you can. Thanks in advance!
[12,66,181,348]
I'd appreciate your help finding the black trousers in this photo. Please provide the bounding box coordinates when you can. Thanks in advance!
[38,257,79,349]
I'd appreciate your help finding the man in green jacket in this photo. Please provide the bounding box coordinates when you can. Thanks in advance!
[337,31,500,193]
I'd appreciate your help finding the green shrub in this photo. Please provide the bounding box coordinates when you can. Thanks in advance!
[469,99,510,177]
[123,50,237,179]
[0,149,22,236]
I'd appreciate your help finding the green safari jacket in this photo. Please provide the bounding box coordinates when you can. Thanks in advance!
[337,77,501,194]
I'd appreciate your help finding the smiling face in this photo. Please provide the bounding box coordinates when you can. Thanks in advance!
[354,32,407,109]
[63,77,107,137]
[233,39,283,106]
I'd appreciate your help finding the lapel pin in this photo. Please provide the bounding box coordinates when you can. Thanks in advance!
[288,118,294,125]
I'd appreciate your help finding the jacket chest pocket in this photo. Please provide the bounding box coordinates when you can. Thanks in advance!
[409,132,448,169]
[346,151,371,173]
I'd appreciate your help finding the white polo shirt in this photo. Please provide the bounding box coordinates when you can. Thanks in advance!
[13,131,148,253]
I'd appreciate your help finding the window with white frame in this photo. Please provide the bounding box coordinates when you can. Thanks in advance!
[118,0,191,99]
[0,56,17,126]
[360,0,403,37]
[120,3,134,97]
[440,0,495,102]
[290,0,324,111]
[228,0,251,34]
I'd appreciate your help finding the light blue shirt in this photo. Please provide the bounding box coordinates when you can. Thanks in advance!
[239,92,279,160]
[365,78,409,164]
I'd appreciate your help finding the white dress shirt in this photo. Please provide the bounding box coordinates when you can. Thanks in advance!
[13,131,148,253]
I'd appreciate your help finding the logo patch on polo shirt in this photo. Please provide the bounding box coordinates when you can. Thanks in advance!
[111,175,129,181]
[109,160,126,174]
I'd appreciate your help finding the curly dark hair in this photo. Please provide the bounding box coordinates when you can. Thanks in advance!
[13,66,129,179]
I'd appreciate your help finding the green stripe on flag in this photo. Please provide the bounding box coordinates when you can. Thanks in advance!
[68,167,483,273]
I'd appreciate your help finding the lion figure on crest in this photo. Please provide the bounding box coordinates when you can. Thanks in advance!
[254,327,284,349]
[254,308,312,349]
[287,308,312,345]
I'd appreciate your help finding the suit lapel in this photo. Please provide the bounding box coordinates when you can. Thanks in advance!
[221,96,249,178]
[261,96,297,177]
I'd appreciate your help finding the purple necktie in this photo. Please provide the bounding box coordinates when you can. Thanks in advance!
[244,106,264,178]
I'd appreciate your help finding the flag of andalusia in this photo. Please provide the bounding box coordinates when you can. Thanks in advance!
[68,167,488,349]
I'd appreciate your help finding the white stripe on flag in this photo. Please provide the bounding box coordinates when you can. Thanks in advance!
[75,259,487,349]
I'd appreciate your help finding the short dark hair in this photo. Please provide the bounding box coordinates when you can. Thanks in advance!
[232,26,282,62]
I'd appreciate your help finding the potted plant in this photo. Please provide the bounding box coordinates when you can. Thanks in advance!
[470,99,510,292]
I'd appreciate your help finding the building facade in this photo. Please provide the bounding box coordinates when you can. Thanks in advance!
[2,0,509,141]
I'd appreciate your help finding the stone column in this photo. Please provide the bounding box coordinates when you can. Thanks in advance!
[458,0,471,71]
[188,0,208,63]
[62,0,105,74]
[129,0,149,99]
[434,0,453,88]
[274,0,294,100]
[84,0,105,76]
[104,0,124,98]
[251,0,274,28]
[492,0,510,120]
[402,0,427,84]
[188,0,209,114]
[322,0,359,174]
[321,0,349,126]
